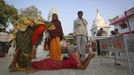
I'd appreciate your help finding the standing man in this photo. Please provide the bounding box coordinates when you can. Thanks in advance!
[114,28,121,65]
[96,28,107,55]
[96,28,107,36]
[73,11,88,61]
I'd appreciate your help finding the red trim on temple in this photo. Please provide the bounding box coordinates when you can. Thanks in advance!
[121,32,132,34]
[110,12,134,25]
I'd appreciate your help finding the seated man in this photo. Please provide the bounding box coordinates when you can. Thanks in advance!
[32,51,95,70]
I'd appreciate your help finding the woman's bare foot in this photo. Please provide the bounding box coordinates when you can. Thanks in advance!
[78,52,95,70]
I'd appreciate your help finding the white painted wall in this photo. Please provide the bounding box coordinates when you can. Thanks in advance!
[129,17,134,31]
[114,16,134,34]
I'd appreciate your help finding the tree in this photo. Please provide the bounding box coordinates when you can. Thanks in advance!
[19,6,43,21]
[68,33,73,35]
[0,0,19,27]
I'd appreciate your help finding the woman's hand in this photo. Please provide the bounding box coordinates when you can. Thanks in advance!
[48,25,56,30]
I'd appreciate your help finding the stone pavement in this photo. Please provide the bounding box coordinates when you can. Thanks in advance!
[0,55,134,75]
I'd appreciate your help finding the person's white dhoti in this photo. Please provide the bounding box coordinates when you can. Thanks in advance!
[7,41,16,56]
[35,44,49,61]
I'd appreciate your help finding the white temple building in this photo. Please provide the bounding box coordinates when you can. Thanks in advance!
[90,9,110,36]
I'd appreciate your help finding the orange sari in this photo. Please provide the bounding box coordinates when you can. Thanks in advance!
[49,36,61,61]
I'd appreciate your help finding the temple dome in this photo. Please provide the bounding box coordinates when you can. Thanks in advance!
[93,9,107,27]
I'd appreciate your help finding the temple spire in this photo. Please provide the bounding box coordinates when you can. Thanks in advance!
[97,8,99,14]
[48,6,58,21]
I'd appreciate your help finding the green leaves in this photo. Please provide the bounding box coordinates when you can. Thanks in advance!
[0,0,18,27]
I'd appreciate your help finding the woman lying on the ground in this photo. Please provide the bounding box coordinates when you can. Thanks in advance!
[32,51,95,70]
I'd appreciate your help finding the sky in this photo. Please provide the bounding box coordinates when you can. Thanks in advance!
[5,0,134,35]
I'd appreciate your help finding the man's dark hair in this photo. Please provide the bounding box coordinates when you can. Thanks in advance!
[100,28,103,30]
[111,31,115,35]
[114,28,118,31]
[132,30,134,34]
[78,11,83,15]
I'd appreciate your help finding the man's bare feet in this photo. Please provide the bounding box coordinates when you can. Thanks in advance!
[91,52,95,59]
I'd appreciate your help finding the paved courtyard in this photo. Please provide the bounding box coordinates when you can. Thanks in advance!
[0,55,134,75]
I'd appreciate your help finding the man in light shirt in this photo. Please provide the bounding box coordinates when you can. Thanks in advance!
[73,11,88,61]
